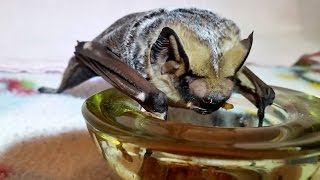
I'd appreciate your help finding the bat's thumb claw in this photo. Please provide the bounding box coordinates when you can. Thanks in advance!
[257,107,265,127]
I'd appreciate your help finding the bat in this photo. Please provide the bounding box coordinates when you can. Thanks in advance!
[39,8,275,127]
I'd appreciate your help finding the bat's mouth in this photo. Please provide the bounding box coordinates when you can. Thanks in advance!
[190,101,225,114]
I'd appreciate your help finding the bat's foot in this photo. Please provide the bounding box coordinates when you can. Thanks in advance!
[257,86,275,127]
[38,87,58,94]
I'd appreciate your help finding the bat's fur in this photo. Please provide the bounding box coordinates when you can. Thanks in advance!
[54,8,243,103]
[40,8,275,125]
[93,8,240,77]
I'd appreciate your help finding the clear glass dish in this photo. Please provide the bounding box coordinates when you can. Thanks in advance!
[82,87,320,180]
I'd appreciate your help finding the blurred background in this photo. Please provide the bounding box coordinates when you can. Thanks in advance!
[0,0,319,71]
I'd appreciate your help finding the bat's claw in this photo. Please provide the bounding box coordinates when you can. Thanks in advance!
[236,67,275,127]
[256,86,275,127]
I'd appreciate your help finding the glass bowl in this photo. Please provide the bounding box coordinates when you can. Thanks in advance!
[82,87,320,180]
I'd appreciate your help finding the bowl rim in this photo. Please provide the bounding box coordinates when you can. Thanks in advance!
[82,86,320,159]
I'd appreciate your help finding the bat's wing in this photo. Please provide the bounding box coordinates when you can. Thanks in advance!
[38,55,97,94]
[235,66,275,126]
[74,41,168,115]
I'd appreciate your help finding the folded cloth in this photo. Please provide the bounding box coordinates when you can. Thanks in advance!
[0,52,320,179]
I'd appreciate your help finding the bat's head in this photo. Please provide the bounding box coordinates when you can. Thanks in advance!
[149,26,253,114]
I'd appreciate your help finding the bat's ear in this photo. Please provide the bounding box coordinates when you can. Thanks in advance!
[220,32,253,76]
[150,27,190,77]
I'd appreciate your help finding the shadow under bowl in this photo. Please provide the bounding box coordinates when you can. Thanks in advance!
[82,87,320,180]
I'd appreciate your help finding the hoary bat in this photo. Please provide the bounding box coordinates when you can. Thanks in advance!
[39,8,275,127]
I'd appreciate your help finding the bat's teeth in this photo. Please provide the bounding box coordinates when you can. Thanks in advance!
[190,103,205,111]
